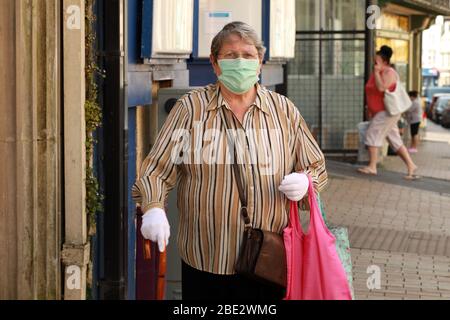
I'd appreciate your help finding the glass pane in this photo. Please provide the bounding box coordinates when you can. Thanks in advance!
[287,40,320,139]
[296,0,320,31]
[323,38,365,76]
[399,16,409,32]
[376,38,409,63]
[288,39,318,75]
[321,39,365,150]
[287,38,365,150]
[323,0,366,31]
[376,12,410,32]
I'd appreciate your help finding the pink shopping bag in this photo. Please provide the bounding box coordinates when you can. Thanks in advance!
[283,175,352,300]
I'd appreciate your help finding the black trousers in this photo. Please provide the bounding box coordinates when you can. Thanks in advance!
[410,122,420,137]
[181,260,285,301]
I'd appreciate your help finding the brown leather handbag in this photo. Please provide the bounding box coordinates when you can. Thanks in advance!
[230,138,287,289]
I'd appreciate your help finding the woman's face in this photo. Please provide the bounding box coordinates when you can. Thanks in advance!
[210,33,262,77]
[375,55,388,70]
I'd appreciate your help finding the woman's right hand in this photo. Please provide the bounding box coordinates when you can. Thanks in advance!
[374,62,383,73]
[141,207,170,252]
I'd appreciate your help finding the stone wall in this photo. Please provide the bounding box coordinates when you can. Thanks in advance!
[0,0,61,300]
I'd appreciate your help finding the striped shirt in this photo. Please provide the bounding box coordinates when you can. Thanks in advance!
[132,82,327,275]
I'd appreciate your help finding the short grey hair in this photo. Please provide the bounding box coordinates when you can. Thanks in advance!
[211,21,267,61]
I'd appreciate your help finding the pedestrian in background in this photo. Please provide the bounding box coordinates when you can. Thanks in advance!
[406,91,422,153]
[358,45,419,180]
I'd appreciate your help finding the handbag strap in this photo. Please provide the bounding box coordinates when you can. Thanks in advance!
[387,68,400,90]
[230,139,252,229]
[219,108,252,229]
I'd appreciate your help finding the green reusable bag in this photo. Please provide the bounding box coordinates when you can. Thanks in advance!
[317,194,355,300]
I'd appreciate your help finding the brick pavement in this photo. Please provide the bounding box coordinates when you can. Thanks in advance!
[351,249,450,300]
[382,121,450,181]
[322,122,450,300]
[322,176,450,237]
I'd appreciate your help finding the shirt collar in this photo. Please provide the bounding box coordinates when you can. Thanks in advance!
[206,82,270,115]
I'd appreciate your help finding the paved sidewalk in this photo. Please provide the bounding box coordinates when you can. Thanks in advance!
[322,122,450,300]
[382,121,450,181]
[351,249,450,300]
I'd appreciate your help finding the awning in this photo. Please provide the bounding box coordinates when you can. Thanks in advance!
[389,0,450,16]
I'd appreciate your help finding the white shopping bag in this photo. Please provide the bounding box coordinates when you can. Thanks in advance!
[357,121,370,163]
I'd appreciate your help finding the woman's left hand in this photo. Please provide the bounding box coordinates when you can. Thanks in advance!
[278,173,309,202]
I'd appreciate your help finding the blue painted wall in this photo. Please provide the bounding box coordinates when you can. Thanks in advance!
[128,0,140,65]
[140,0,153,60]
[128,0,152,108]
[126,106,137,300]
[126,0,153,300]
[262,0,271,61]
[187,59,217,86]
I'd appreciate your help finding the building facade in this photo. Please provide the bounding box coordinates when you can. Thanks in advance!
[423,16,450,86]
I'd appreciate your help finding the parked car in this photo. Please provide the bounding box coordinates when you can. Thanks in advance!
[424,86,450,104]
[441,108,450,128]
[424,87,450,117]
[432,97,450,123]
[426,93,450,120]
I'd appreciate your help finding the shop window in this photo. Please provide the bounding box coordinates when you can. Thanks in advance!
[376,37,409,87]
[141,0,194,59]
[376,12,410,33]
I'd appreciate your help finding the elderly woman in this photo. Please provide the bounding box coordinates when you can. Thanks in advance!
[132,21,327,300]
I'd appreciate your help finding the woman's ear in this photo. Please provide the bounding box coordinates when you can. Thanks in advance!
[210,54,221,76]
[258,58,263,75]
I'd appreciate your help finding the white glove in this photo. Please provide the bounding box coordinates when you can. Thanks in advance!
[141,207,170,253]
[278,173,309,202]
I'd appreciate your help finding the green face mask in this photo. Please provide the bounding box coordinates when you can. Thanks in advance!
[218,58,260,95]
